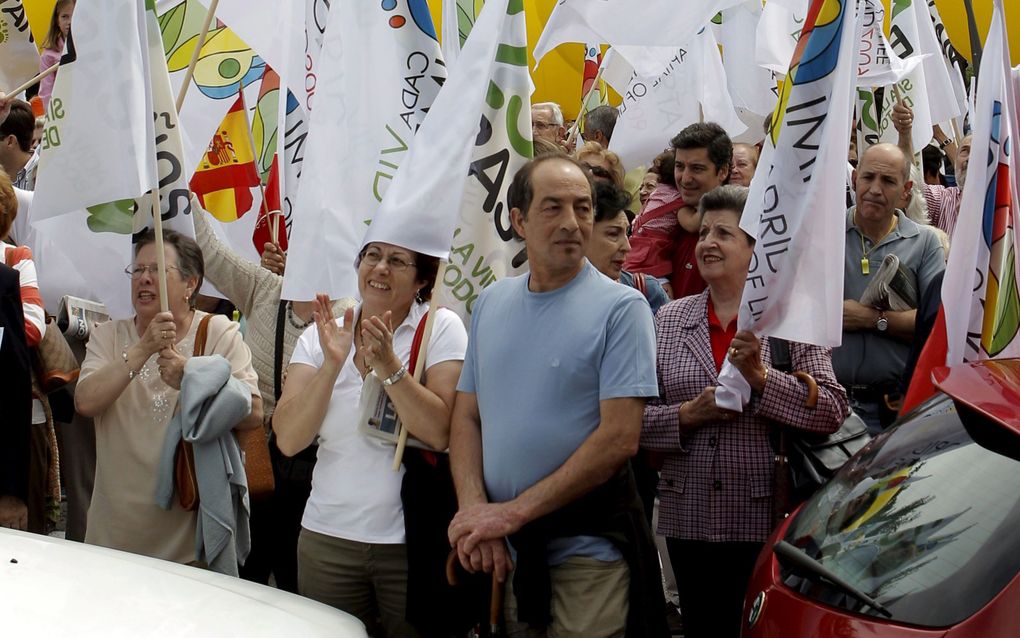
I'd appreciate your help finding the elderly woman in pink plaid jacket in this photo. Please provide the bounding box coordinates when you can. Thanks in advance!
[640,185,847,638]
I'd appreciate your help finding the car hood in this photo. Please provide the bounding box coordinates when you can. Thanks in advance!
[0,530,366,637]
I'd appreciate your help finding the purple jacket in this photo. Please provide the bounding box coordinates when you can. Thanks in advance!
[640,290,848,543]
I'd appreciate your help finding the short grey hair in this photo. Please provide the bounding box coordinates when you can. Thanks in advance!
[532,102,564,126]
[698,185,753,244]
[584,105,619,142]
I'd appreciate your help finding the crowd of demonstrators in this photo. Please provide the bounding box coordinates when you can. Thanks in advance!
[0,15,982,633]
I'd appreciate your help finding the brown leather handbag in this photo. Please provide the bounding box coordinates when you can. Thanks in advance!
[174,314,274,511]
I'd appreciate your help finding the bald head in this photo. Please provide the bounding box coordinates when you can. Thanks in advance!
[853,142,913,225]
[859,143,911,182]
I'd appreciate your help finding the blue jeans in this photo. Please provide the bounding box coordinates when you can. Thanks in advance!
[850,399,884,437]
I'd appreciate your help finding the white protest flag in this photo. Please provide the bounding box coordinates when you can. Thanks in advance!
[32,0,154,222]
[941,0,1020,367]
[533,0,743,78]
[856,0,922,87]
[756,0,809,75]
[717,0,860,410]
[281,0,446,302]
[0,0,40,92]
[856,87,882,153]
[719,1,780,131]
[364,0,530,321]
[879,0,960,148]
[441,0,484,68]
[608,31,747,172]
[33,1,196,318]
[927,0,970,138]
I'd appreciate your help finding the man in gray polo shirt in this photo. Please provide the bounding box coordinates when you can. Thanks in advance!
[835,143,945,433]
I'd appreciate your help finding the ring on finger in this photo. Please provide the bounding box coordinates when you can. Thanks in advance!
[729,346,738,356]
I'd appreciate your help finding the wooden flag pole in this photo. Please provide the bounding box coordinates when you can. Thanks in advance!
[235,81,278,245]
[392,261,446,471]
[151,188,170,313]
[5,63,60,97]
[174,0,220,114]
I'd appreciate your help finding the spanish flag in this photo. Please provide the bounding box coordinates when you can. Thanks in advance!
[189,96,261,222]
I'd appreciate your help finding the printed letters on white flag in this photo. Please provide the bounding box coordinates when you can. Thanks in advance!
[534,0,743,77]
[33,2,195,318]
[942,0,1020,366]
[608,31,747,172]
[856,0,922,87]
[281,0,446,302]
[32,0,154,222]
[717,0,860,410]
[0,0,40,92]
[362,0,531,321]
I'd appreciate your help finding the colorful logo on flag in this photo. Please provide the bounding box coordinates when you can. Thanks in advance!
[980,101,1020,356]
[771,0,847,145]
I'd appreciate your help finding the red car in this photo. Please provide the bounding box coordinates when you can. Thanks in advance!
[743,359,1020,637]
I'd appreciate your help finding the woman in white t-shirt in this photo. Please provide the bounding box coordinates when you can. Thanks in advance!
[273,241,467,637]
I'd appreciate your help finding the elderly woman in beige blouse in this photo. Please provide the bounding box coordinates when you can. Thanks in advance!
[75,229,261,564]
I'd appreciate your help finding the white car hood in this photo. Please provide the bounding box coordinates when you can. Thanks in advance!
[0,530,366,637]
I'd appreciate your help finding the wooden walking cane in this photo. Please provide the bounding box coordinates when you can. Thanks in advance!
[174,0,220,113]
[392,261,446,471]
[4,63,60,98]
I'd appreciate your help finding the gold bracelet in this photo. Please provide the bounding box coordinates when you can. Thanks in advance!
[761,366,769,388]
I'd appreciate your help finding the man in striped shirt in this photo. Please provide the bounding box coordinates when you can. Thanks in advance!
[923,135,969,239]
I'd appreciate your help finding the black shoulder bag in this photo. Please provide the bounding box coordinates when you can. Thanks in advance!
[769,338,871,521]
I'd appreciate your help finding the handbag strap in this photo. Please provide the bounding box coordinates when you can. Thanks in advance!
[274,300,287,402]
[406,311,436,467]
[768,336,792,373]
[193,313,213,357]
[632,197,685,234]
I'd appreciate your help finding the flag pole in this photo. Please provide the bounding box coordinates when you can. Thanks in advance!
[151,189,170,313]
[5,63,60,97]
[235,81,278,245]
[962,0,982,79]
[392,260,446,471]
[174,0,220,114]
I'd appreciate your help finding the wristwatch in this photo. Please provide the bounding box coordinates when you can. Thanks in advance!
[875,311,889,332]
[381,365,408,386]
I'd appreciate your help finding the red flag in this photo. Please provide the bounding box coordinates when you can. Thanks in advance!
[252,155,286,254]
[901,306,949,414]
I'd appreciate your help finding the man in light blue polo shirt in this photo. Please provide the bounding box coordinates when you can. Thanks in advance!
[448,155,661,637]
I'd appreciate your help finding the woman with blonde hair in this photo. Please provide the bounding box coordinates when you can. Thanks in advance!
[38,0,75,107]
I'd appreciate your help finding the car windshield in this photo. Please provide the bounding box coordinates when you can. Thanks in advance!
[781,395,1020,627]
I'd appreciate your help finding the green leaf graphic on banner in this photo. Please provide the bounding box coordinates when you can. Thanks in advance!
[86,199,136,235]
